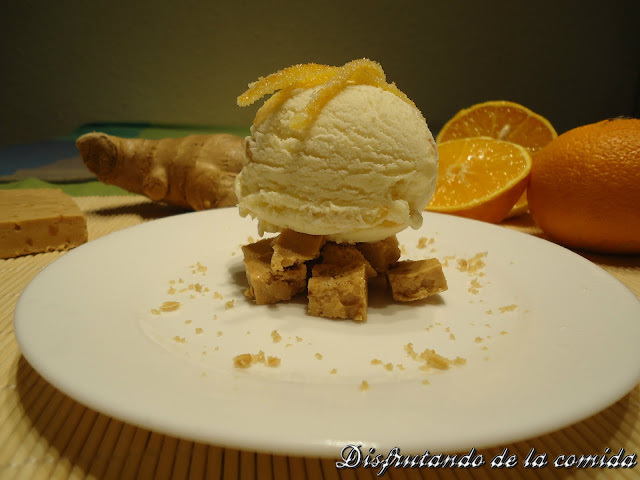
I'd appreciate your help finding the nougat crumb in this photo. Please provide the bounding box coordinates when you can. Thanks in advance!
[441,255,456,267]
[456,252,488,274]
[404,342,466,370]
[468,278,482,294]
[266,356,281,367]
[195,262,208,274]
[233,353,252,368]
[233,350,281,368]
[417,237,435,249]
[156,301,181,313]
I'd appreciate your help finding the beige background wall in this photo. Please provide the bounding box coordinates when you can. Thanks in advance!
[1,0,638,146]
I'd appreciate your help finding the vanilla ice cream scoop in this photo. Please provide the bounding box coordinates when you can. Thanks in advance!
[235,60,438,243]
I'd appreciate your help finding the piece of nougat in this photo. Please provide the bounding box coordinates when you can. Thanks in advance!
[320,242,376,278]
[271,229,324,272]
[242,237,274,260]
[307,263,368,321]
[242,238,307,305]
[356,236,401,273]
[0,189,87,259]
[386,258,448,302]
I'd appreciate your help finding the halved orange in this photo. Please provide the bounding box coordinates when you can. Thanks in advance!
[426,137,532,223]
[436,100,557,217]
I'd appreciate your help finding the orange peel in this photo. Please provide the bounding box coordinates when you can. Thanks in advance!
[237,59,417,129]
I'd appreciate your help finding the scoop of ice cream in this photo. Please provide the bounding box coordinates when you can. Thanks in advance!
[235,83,438,243]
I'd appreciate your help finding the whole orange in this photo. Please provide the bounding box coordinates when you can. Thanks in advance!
[527,118,640,254]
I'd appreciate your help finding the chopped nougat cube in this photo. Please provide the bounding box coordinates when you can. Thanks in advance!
[320,242,376,278]
[386,258,448,302]
[241,237,274,260]
[356,236,401,273]
[0,189,87,259]
[271,229,324,272]
[308,263,368,321]
[242,239,307,305]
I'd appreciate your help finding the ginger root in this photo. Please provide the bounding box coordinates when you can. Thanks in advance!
[76,132,245,210]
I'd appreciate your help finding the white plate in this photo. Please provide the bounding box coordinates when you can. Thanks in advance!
[14,208,640,457]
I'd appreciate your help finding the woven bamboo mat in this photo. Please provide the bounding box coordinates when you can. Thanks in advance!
[1,196,639,480]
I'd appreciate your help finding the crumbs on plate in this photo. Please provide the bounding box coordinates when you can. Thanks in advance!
[404,342,466,370]
[151,301,181,314]
[371,358,394,371]
[146,250,524,390]
[233,350,281,368]
[456,252,488,274]
[417,236,435,249]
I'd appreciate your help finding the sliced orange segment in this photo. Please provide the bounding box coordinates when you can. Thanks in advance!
[436,100,557,217]
[426,137,532,223]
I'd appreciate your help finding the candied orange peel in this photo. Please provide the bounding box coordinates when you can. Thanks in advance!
[237,59,418,129]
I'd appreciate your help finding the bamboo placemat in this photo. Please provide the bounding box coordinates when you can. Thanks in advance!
[1,196,639,480]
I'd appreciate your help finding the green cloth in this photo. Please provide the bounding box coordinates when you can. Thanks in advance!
[0,178,133,196]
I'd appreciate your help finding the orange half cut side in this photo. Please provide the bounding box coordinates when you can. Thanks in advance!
[436,100,556,217]
[426,137,533,223]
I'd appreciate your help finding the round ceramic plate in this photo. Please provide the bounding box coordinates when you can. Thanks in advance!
[14,208,640,457]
